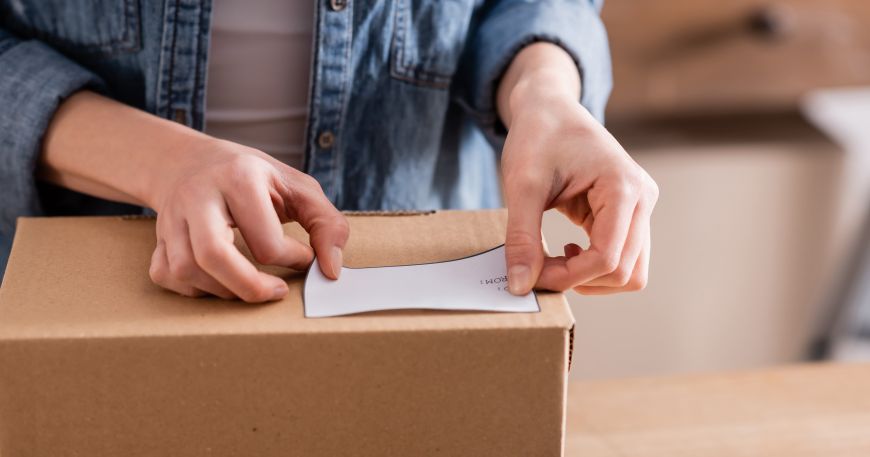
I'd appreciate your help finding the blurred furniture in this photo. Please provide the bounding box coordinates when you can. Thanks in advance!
[542,1,870,379]
[566,363,870,456]
[800,89,870,360]
[825,211,870,359]
[544,114,845,378]
[603,0,870,120]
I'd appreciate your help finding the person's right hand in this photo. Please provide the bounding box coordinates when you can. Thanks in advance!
[146,137,349,303]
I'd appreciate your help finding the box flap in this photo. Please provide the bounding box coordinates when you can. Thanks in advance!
[0,210,574,340]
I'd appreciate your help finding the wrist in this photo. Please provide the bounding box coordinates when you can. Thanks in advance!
[139,129,217,211]
[498,42,582,128]
[507,75,596,135]
[509,72,575,116]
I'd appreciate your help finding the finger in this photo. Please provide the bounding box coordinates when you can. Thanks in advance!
[558,197,594,231]
[503,172,548,296]
[188,205,289,303]
[224,178,313,270]
[162,218,236,299]
[582,200,649,287]
[575,229,650,294]
[286,175,350,280]
[564,243,583,258]
[537,185,637,291]
[149,240,205,298]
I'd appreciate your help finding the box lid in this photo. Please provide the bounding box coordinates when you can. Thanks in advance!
[0,210,573,340]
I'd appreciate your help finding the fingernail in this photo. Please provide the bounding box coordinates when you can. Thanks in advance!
[508,265,531,295]
[330,246,343,279]
[272,284,288,300]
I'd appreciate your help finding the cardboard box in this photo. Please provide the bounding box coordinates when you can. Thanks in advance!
[0,210,574,456]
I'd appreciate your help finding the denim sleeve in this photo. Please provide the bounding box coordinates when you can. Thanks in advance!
[0,28,106,274]
[455,0,612,144]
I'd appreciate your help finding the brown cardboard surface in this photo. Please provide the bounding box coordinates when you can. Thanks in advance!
[565,363,870,456]
[0,210,573,456]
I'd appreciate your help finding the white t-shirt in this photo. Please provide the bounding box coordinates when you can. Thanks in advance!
[204,0,313,169]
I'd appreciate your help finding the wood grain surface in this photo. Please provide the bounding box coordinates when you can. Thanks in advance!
[566,363,870,456]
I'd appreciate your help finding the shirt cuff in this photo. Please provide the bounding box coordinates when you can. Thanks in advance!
[0,35,106,246]
[457,0,612,145]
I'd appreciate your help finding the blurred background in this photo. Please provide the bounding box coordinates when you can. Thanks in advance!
[543,0,870,379]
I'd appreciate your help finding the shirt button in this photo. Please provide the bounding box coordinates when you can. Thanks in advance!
[318,130,335,149]
[329,0,347,11]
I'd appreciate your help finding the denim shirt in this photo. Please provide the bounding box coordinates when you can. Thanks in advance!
[0,0,611,276]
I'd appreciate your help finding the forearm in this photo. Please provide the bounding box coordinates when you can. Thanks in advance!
[496,42,582,129]
[38,91,208,207]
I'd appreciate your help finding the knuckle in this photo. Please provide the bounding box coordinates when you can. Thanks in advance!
[608,179,637,200]
[226,153,260,170]
[309,213,350,240]
[197,239,230,268]
[286,169,321,192]
[301,173,322,190]
[149,261,166,284]
[626,274,648,292]
[250,244,282,266]
[335,214,350,238]
[611,266,633,287]
[281,173,324,208]
[506,229,541,251]
[594,251,621,275]
[332,217,351,240]
[224,155,266,186]
[647,177,660,202]
[167,255,197,282]
[505,229,541,264]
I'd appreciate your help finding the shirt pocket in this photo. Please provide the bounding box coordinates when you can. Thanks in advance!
[390,0,474,89]
[0,0,140,55]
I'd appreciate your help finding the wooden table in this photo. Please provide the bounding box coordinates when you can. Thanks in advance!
[566,363,870,456]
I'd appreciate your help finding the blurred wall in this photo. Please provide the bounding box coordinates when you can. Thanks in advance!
[603,0,870,120]
[548,0,870,379]
[544,116,844,379]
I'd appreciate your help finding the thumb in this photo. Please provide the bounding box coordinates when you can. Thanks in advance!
[504,178,547,296]
[290,184,351,281]
[306,210,350,281]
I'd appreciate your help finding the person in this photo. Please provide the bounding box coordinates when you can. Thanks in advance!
[0,0,658,302]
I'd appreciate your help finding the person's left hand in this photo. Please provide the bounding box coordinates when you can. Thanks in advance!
[497,43,659,296]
